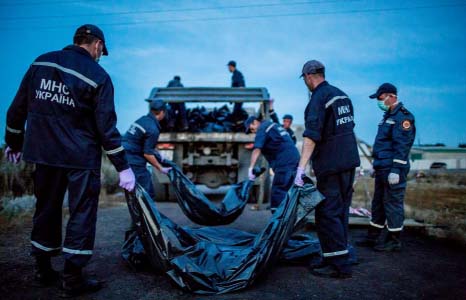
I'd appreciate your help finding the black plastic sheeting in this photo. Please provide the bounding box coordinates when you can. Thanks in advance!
[123,180,325,294]
[164,160,262,226]
[160,104,248,133]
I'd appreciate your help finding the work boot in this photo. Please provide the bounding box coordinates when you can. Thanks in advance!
[310,264,352,279]
[308,256,326,269]
[60,260,104,298]
[356,226,382,247]
[374,232,402,252]
[33,256,60,287]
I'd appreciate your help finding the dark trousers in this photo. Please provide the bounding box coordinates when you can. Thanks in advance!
[371,169,407,232]
[31,164,100,267]
[232,102,244,127]
[271,167,296,209]
[315,169,355,270]
[167,103,188,130]
[130,164,155,200]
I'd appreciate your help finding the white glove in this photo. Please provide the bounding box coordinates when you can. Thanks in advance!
[248,168,256,181]
[388,173,400,185]
[119,168,136,192]
[4,146,21,164]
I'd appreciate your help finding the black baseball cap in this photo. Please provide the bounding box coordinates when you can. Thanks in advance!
[74,24,108,56]
[300,60,325,77]
[244,116,257,133]
[227,60,236,67]
[150,100,167,111]
[369,83,397,99]
[282,114,293,121]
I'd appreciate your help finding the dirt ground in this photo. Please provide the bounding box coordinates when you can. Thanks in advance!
[352,173,466,244]
[1,198,465,300]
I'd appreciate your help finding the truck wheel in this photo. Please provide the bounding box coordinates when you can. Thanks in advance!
[152,173,167,201]
[251,169,271,205]
[165,183,177,202]
[262,170,271,203]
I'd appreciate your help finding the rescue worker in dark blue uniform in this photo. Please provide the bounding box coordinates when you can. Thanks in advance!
[356,83,415,251]
[269,100,297,144]
[294,60,360,278]
[122,100,172,200]
[227,60,246,129]
[245,116,300,213]
[3,24,135,296]
[166,76,189,131]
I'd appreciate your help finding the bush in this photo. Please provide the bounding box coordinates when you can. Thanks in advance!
[101,156,120,194]
[0,147,35,199]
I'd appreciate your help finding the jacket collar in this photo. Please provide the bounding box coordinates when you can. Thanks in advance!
[312,80,329,93]
[388,102,403,115]
[147,112,161,129]
[63,45,94,60]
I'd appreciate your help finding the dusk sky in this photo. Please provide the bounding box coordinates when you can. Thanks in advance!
[1,0,465,146]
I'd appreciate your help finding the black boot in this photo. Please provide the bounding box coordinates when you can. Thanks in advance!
[310,255,352,279]
[374,231,402,252]
[33,255,60,287]
[60,260,104,298]
[311,264,352,279]
[356,226,382,247]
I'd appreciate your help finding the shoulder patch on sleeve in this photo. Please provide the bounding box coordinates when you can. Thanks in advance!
[402,119,412,130]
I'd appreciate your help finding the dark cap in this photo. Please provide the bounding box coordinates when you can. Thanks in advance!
[244,116,258,133]
[369,83,397,99]
[282,114,293,121]
[174,75,181,81]
[74,24,108,56]
[227,60,236,67]
[150,100,167,111]
[300,60,325,77]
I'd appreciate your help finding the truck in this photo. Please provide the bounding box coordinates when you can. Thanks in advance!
[146,87,272,205]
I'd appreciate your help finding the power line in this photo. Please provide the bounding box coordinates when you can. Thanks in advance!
[1,2,465,31]
[1,0,355,21]
[0,0,102,7]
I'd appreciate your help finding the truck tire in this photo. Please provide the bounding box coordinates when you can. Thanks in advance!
[152,172,166,201]
[165,183,177,202]
[262,169,271,204]
[253,169,271,204]
[152,174,177,202]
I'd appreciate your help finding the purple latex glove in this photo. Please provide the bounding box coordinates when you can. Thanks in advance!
[248,168,256,181]
[294,167,305,187]
[119,168,136,192]
[4,146,21,164]
[160,167,172,175]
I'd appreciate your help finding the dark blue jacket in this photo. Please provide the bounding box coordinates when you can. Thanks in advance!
[303,81,360,177]
[231,70,245,87]
[5,45,128,171]
[167,79,183,88]
[270,110,297,144]
[122,113,162,166]
[253,120,299,169]
[372,102,416,173]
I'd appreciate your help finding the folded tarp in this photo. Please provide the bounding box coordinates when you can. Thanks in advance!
[163,160,261,226]
[123,180,324,294]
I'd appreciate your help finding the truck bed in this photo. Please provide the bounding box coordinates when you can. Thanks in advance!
[158,132,255,143]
